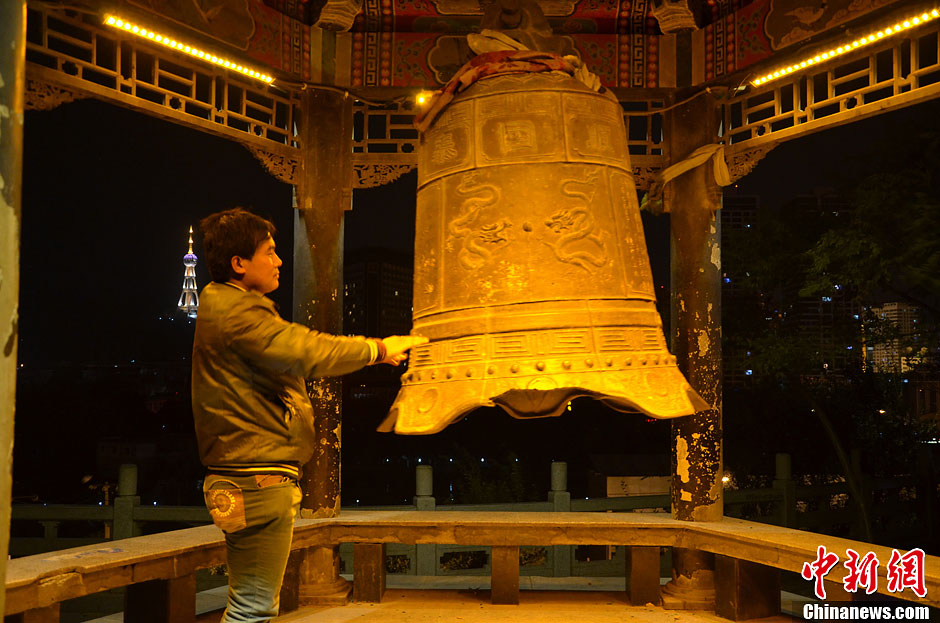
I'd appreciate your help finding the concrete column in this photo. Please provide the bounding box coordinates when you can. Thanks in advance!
[772,453,796,528]
[414,465,436,575]
[113,464,141,540]
[293,87,354,604]
[0,1,26,615]
[415,465,434,505]
[662,89,723,610]
[548,461,571,576]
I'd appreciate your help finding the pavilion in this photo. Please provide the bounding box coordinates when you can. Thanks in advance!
[1,0,939,619]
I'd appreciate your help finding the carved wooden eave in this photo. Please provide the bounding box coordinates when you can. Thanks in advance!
[25,79,88,111]
[245,150,418,189]
[352,163,416,188]
[631,163,661,193]
[725,142,777,184]
[245,145,300,185]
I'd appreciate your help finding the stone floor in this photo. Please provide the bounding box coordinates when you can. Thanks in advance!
[273,590,791,623]
[185,577,802,623]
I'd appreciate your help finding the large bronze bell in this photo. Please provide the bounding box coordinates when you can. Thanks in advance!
[381,71,708,435]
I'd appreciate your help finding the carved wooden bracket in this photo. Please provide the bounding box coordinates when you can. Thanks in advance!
[246,146,300,185]
[651,0,697,33]
[632,166,659,192]
[353,163,417,189]
[314,0,363,31]
[25,79,88,111]
[727,142,778,183]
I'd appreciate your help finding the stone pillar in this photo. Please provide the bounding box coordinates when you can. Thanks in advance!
[662,90,723,610]
[414,465,436,575]
[0,1,26,615]
[415,465,435,508]
[113,464,141,540]
[293,87,354,604]
[548,461,571,576]
[773,453,796,528]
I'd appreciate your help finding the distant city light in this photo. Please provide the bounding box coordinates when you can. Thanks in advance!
[104,15,274,83]
[751,9,940,87]
[745,369,753,376]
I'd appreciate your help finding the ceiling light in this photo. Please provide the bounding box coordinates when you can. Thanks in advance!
[751,8,939,87]
[105,15,274,84]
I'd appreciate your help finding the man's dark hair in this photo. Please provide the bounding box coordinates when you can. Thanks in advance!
[199,208,277,282]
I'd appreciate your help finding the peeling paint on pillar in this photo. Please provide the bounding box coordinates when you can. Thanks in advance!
[293,89,353,522]
[667,89,724,526]
[697,330,709,358]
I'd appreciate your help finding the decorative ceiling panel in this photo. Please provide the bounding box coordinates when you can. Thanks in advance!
[114,0,908,88]
[260,0,759,33]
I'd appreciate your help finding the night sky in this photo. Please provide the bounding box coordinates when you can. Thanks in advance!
[14,93,940,505]
[19,95,935,367]
[19,98,417,365]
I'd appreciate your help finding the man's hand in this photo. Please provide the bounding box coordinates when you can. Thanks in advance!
[378,335,429,366]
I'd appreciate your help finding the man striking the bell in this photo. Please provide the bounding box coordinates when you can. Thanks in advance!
[191,207,425,622]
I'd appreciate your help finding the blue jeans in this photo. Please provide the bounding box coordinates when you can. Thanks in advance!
[204,474,302,623]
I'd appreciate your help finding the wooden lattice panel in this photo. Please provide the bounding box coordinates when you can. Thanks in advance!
[25,6,299,151]
[724,17,940,151]
[352,102,418,160]
[622,98,667,190]
[349,97,666,189]
[24,6,666,189]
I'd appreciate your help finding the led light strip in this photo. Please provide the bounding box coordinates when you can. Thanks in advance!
[104,15,274,84]
[752,8,940,87]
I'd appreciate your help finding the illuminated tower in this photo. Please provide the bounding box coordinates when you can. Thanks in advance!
[177,226,199,318]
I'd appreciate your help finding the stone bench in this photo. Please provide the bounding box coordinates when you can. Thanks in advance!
[5,511,939,622]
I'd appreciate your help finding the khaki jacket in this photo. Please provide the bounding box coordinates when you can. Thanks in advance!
[192,282,372,468]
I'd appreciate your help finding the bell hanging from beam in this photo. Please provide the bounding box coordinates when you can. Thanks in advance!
[381,63,708,435]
